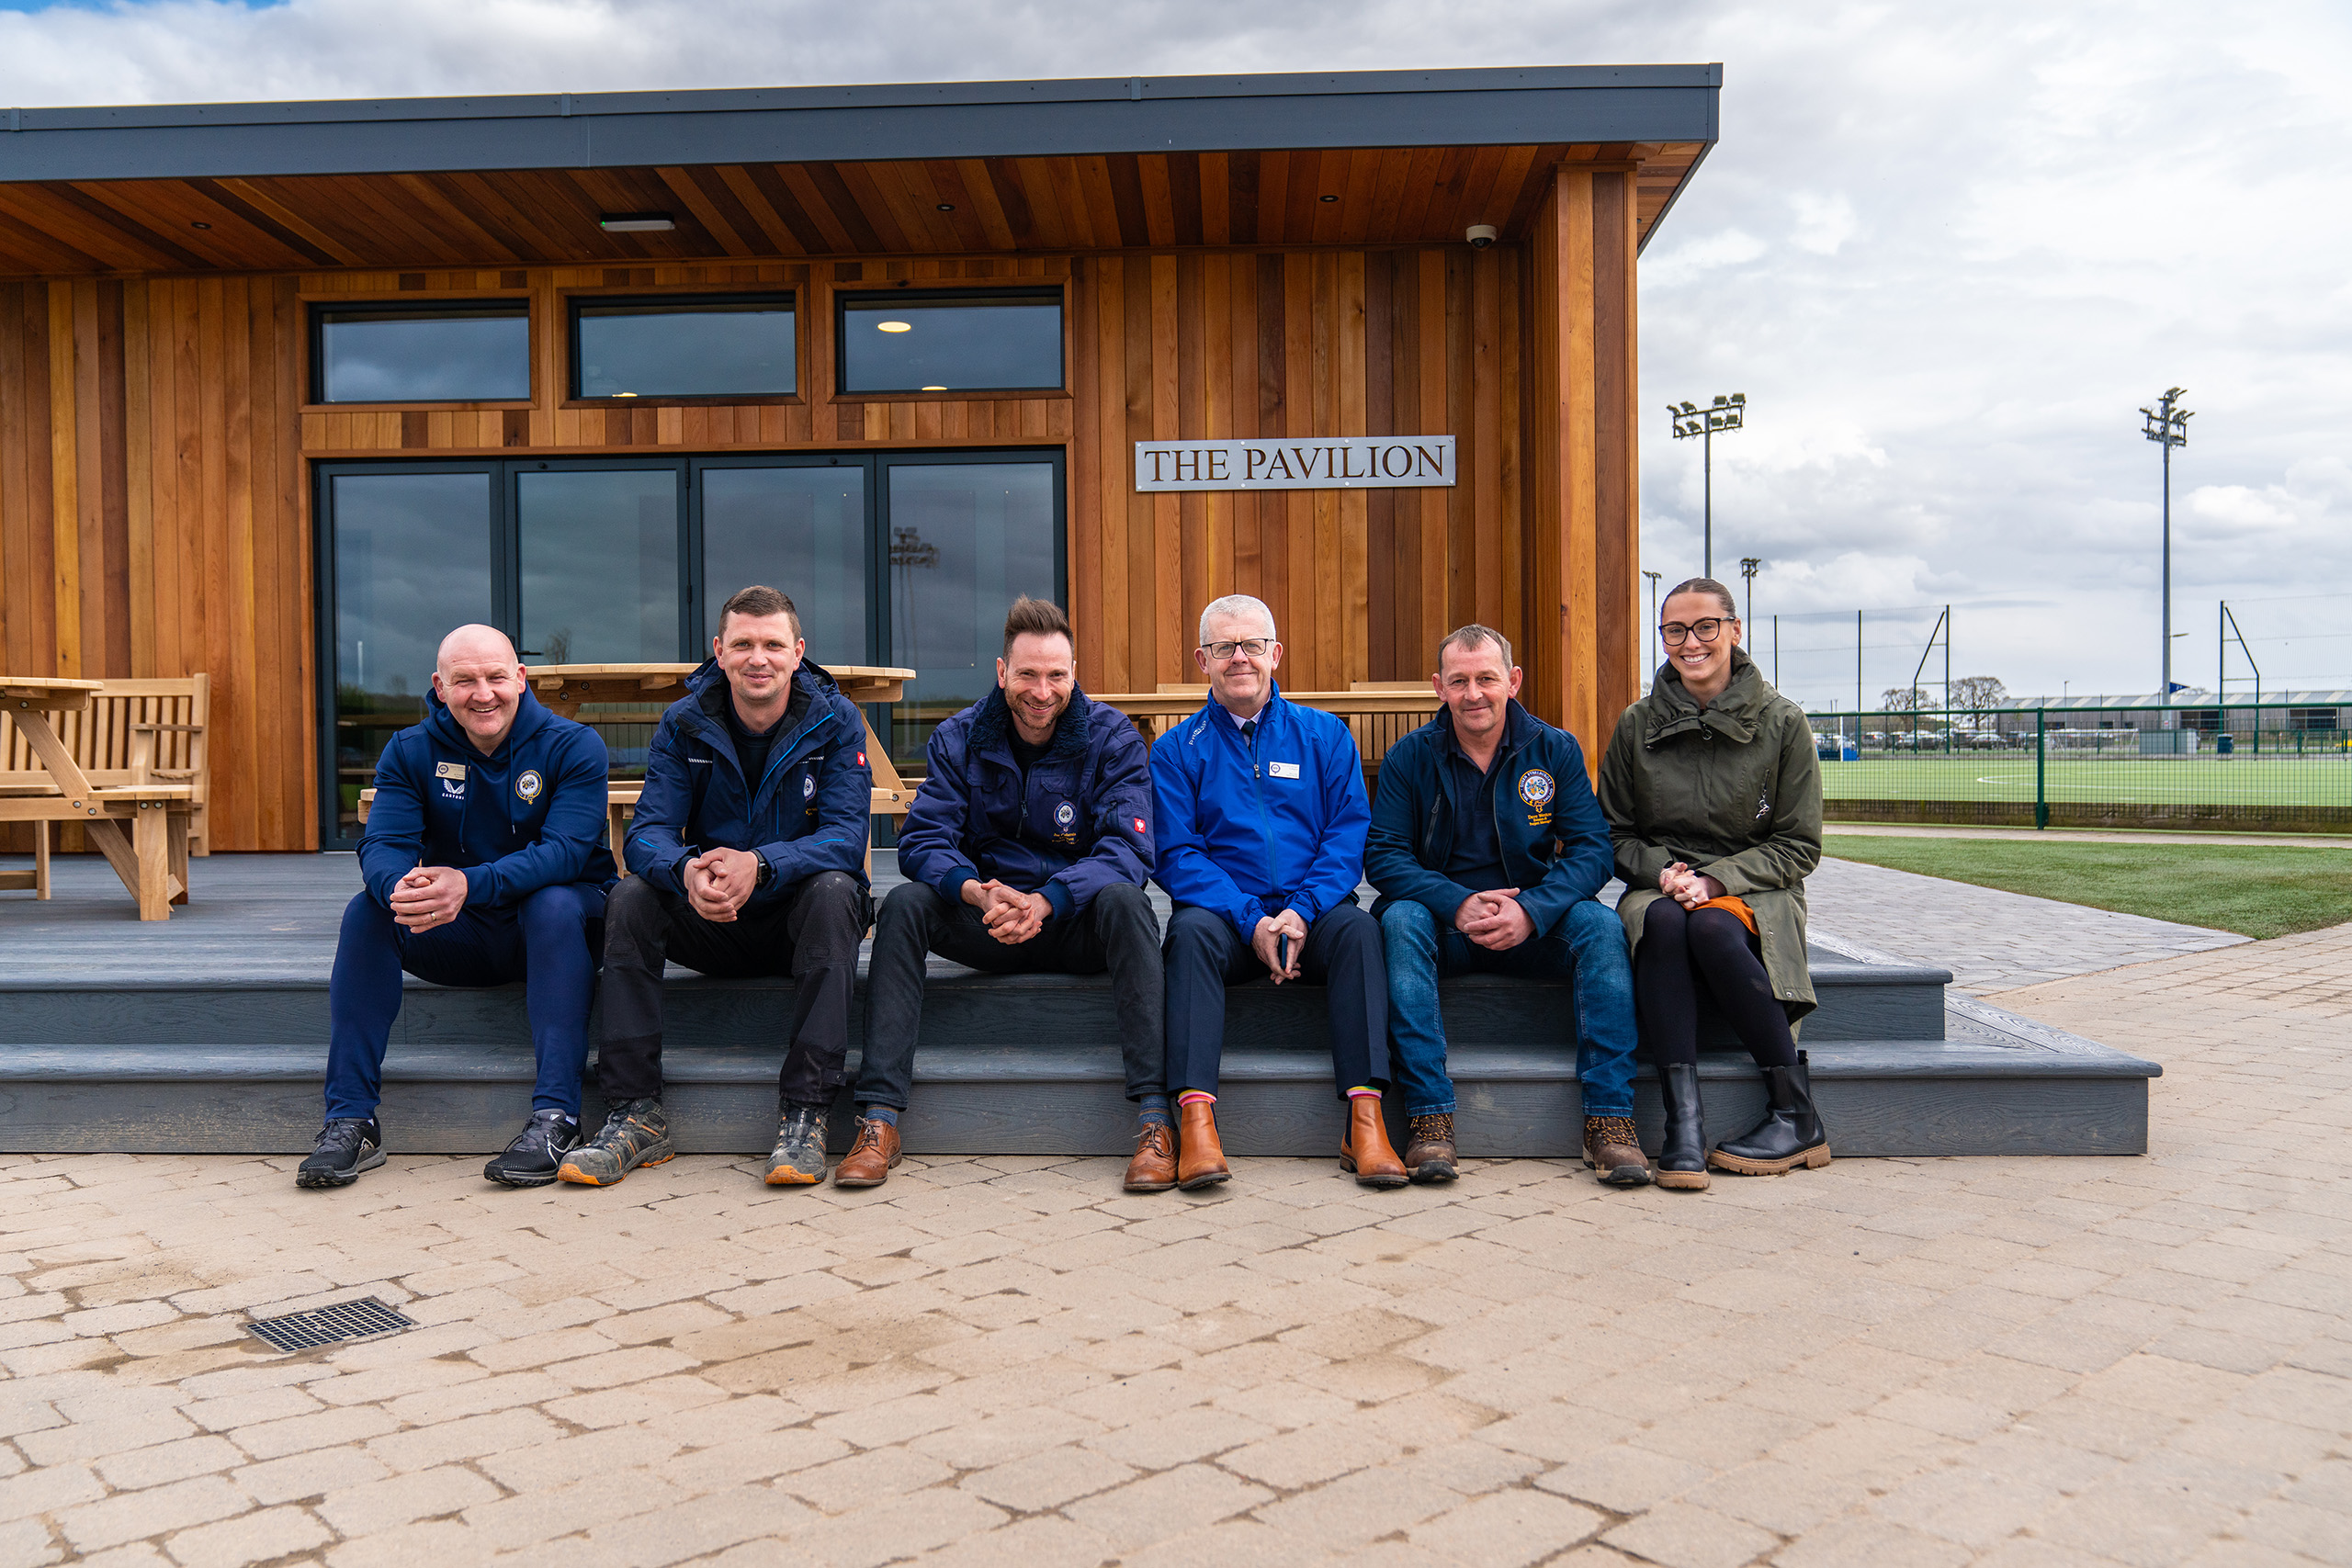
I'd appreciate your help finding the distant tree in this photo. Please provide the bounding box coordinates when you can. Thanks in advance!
[1880,685,1933,714]
[1950,675,2008,716]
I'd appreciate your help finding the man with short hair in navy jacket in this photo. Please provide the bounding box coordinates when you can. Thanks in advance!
[1151,594,1409,1191]
[299,624,616,1192]
[1365,625,1644,1188]
[564,585,874,1190]
[844,597,1166,1191]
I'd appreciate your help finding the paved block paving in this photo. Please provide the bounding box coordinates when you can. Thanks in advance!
[2,925,2350,1565]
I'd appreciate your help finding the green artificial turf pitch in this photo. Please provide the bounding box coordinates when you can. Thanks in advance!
[1821,834,2352,940]
[1817,753,2352,807]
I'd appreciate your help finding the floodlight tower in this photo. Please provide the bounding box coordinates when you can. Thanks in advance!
[1642,570,1663,679]
[2141,387,2191,716]
[1738,557,1762,630]
[1669,393,1747,580]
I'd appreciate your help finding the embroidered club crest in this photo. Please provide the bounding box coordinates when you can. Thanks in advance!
[1133,817,1148,835]
[1518,769,1555,807]
[1056,801,1077,829]
[515,770,543,803]
[856,750,866,767]
[803,774,818,800]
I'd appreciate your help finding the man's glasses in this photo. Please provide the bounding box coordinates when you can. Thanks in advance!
[1659,618,1730,647]
[1201,638,1272,660]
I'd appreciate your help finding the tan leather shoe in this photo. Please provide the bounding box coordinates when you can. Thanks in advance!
[831,1116,900,1189]
[1340,1096,1409,1188]
[1583,1114,1655,1188]
[1124,1120,1178,1192]
[1176,1100,1229,1190]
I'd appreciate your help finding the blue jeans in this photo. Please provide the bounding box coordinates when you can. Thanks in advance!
[1379,897,1638,1118]
[324,884,605,1122]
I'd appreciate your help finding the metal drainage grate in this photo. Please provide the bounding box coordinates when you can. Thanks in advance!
[244,1297,415,1354]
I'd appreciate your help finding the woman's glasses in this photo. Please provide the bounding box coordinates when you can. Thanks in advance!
[1658,618,1730,647]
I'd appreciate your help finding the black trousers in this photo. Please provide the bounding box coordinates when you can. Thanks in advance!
[1635,897,1798,1069]
[596,870,869,1105]
[1163,901,1388,1100]
[858,879,1164,1108]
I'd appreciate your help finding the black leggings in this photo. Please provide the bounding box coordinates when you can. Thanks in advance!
[1636,898,1798,1069]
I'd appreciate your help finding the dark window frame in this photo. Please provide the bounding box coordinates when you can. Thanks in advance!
[312,446,1065,849]
[833,286,1068,399]
[564,289,804,406]
[307,298,536,408]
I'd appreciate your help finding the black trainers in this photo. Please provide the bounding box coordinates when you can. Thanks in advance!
[556,1098,673,1187]
[296,1118,384,1190]
[483,1109,581,1188]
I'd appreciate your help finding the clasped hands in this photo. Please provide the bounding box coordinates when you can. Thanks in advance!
[1251,908,1309,982]
[1453,887,1534,951]
[390,865,469,931]
[684,847,764,921]
[1659,861,1727,909]
[965,878,1051,945]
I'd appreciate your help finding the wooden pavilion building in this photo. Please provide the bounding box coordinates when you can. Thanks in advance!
[0,65,1721,852]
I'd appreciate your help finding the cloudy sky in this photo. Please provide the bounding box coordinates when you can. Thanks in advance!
[6,0,2347,708]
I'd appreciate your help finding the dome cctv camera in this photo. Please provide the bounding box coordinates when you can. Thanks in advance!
[1465,224,1498,249]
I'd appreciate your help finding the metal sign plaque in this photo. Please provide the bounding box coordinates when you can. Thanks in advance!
[1135,437,1456,492]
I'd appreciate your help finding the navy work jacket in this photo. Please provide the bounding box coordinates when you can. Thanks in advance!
[897,685,1155,919]
[1149,683,1370,939]
[626,659,873,906]
[1365,699,1613,936]
[358,688,616,909]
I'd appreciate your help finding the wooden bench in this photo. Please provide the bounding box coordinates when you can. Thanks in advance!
[1,677,198,918]
[1,675,211,890]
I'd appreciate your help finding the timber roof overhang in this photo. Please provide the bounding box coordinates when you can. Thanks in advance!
[0,64,1719,278]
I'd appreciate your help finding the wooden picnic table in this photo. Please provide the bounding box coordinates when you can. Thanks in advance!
[0,676,192,919]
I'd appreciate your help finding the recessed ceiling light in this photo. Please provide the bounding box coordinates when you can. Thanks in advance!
[877,321,912,333]
[922,386,946,391]
[600,212,675,232]
[935,203,955,212]
[1318,194,1338,203]
[612,391,638,398]
[190,220,211,229]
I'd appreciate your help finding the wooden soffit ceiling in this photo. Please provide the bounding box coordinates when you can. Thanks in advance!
[0,142,1705,277]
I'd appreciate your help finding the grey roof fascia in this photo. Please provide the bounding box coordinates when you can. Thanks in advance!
[0,64,1719,184]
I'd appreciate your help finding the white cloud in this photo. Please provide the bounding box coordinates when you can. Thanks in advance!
[1787,192,1856,255]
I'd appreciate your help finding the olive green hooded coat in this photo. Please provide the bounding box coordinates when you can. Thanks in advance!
[1597,646,1824,1022]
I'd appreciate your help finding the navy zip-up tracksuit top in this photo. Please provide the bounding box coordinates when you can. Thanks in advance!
[357,689,616,908]
[1148,683,1370,938]
[1364,699,1612,935]
[897,685,1155,920]
[626,659,874,905]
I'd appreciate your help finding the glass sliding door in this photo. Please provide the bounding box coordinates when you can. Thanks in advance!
[514,468,686,665]
[883,458,1061,766]
[324,469,497,841]
[699,464,869,666]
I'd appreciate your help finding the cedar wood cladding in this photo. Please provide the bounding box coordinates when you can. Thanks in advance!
[0,175,1641,853]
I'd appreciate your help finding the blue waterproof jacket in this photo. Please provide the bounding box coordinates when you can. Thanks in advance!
[626,659,874,905]
[899,685,1156,919]
[1149,683,1370,938]
[1365,699,1613,936]
[358,688,616,909]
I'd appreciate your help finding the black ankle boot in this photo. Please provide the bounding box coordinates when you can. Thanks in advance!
[1708,1050,1831,1176]
[1655,1064,1710,1190]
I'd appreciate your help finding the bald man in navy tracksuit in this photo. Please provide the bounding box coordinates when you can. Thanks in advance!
[300,625,616,1191]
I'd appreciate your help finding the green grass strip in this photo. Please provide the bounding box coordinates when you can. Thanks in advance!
[1821,835,2352,941]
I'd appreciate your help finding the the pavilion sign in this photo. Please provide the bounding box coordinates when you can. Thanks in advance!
[1135,436,1456,492]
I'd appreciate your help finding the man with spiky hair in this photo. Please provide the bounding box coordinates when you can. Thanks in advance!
[845,596,1167,1191]
[563,584,873,1190]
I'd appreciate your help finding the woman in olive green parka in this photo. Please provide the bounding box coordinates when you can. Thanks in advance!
[1597,578,1827,1190]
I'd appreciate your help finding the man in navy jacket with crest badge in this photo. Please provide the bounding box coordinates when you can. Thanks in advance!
[844,597,1167,1192]
[300,624,616,1191]
[563,585,874,1190]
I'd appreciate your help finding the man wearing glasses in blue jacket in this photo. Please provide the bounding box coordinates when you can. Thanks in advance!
[1150,594,1408,1191]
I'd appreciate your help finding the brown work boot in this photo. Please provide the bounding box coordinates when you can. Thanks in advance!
[831,1116,900,1189]
[1403,1112,1458,1184]
[1124,1119,1178,1192]
[1340,1096,1409,1188]
[1583,1114,1655,1188]
[1176,1100,1229,1190]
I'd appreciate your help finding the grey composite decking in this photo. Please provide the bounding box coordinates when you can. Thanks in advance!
[0,852,2158,1158]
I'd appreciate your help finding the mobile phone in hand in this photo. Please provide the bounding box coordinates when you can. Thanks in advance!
[1277,933,1292,973]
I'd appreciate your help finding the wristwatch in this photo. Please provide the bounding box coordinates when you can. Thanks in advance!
[753,857,774,889]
